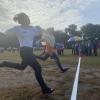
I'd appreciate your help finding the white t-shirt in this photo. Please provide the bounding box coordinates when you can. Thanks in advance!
[42,32,55,47]
[5,26,40,47]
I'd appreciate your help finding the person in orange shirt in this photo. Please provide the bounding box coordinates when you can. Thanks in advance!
[35,28,69,73]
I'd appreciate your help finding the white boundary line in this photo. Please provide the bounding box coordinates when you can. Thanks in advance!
[71,57,81,100]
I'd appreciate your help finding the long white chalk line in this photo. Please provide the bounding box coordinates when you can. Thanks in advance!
[71,57,81,100]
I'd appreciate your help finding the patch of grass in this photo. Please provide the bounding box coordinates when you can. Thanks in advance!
[0,50,100,67]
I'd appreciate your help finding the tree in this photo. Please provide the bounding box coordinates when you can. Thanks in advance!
[81,23,100,40]
[68,24,77,36]
[54,30,68,47]
[65,24,81,37]
[0,32,6,47]
[5,32,19,48]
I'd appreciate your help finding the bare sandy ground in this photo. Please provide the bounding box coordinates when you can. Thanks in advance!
[0,64,100,100]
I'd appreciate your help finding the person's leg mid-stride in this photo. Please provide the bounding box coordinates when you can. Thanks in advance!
[0,47,54,94]
[51,52,69,73]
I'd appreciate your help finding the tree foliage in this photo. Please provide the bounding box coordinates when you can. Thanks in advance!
[81,23,100,40]
[0,23,100,48]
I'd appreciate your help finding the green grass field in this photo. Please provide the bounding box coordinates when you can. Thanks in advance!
[0,49,100,67]
[0,49,100,100]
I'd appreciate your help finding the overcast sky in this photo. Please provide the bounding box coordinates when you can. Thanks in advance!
[0,0,100,32]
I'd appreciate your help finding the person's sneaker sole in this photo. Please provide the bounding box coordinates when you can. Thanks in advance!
[43,89,54,94]
[61,67,70,73]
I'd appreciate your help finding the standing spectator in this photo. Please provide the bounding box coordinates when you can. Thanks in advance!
[97,40,100,51]
[0,47,4,53]
[75,42,79,55]
[87,40,92,56]
[71,42,75,55]
[93,40,98,56]
[56,43,64,56]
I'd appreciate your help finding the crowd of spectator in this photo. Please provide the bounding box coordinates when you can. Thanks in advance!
[71,40,100,56]
[55,43,64,56]
[0,47,19,53]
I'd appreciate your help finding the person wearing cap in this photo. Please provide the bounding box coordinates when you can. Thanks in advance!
[0,13,54,94]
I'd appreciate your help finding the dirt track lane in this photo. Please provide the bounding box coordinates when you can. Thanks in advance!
[0,64,100,100]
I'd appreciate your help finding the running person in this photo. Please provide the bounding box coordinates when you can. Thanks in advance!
[0,13,54,94]
[35,28,69,73]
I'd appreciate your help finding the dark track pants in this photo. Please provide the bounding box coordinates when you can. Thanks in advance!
[1,47,49,92]
[35,52,64,71]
